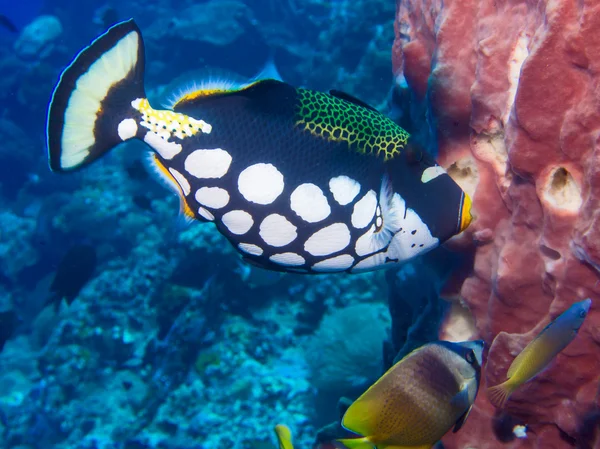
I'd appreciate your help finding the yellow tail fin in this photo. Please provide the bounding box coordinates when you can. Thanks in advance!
[487,380,515,408]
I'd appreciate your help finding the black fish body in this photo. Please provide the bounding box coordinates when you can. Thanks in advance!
[46,20,472,274]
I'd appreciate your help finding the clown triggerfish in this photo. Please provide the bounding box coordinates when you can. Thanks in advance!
[47,20,472,274]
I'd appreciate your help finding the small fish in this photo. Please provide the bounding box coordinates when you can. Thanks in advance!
[274,424,294,449]
[0,309,20,351]
[46,20,472,275]
[0,15,18,33]
[46,244,97,310]
[337,340,484,449]
[487,298,592,408]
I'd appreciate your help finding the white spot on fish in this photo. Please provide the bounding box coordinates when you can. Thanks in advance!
[329,175,361,205]
[304,223,351,256]
[259,214,297,247]
[312,254,354,272]
[198,207,214,221]
[222,210,254,235]
[290,183,330,223]
[117,118,138,141]
[269,252,305,266]
[195,187,230,209]
[421,166,446,183]
[184,148,232,179]
[351,190,377,229]
[238,163,284,205]
[144,131,182,160]
[239,243,263,256]
[168,168,191,196]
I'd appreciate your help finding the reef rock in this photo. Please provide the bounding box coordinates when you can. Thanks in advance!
[393,0,600,447]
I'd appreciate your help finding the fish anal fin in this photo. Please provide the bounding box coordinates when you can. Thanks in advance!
[336,437,374,449]
[329,90,379,112]
[338,440,431,449]
[453,405,472,433]
[144,153,195,224]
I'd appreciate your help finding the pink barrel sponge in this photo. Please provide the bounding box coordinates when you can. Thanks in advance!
[392,0,600,447]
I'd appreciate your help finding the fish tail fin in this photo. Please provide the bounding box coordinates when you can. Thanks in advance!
[487,380,516,408]
[336,437,375,449]
[47,19,146,172]
[274,424,294,449]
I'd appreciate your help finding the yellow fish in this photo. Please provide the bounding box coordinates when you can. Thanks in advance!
[274,424,294,449]
[337,340,484,449]
[487,298,591,408]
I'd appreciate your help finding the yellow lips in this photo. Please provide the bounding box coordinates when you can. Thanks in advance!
[459,192,473,232]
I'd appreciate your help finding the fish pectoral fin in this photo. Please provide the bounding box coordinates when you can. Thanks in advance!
[452,405,473,433]
[450,385,470,410]
[336,437,375,449]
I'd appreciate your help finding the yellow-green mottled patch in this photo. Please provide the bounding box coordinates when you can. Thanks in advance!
[295,89,409,160]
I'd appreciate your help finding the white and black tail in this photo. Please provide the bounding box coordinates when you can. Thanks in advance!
[47,19,146,172]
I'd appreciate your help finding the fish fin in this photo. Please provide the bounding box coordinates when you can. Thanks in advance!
[254,49,283,82]
[164,68,250,110]
[487,380,515,408]
[453,405,473,433]
[274,424,294,449]
[143,153,195,225]
[169,56,286,111]
[47,19,146,172]
[336,437,375,449]
[450,385,470,410]
[329,90,379,112]
[172,78,292,112]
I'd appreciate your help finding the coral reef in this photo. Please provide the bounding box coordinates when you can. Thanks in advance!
[392,0,600,447]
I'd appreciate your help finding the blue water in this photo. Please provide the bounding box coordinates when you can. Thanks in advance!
[0,1,460,448]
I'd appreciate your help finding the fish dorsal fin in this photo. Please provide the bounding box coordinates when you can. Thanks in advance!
[329,89,379,112]
[172,77,288,111]
[162,68,249,109]
[453,405,473,433]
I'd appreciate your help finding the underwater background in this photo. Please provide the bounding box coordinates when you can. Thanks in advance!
[1,0,599,449]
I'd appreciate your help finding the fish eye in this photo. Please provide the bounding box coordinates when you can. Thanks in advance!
[465,350,476,364]
[579,309,587,318]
